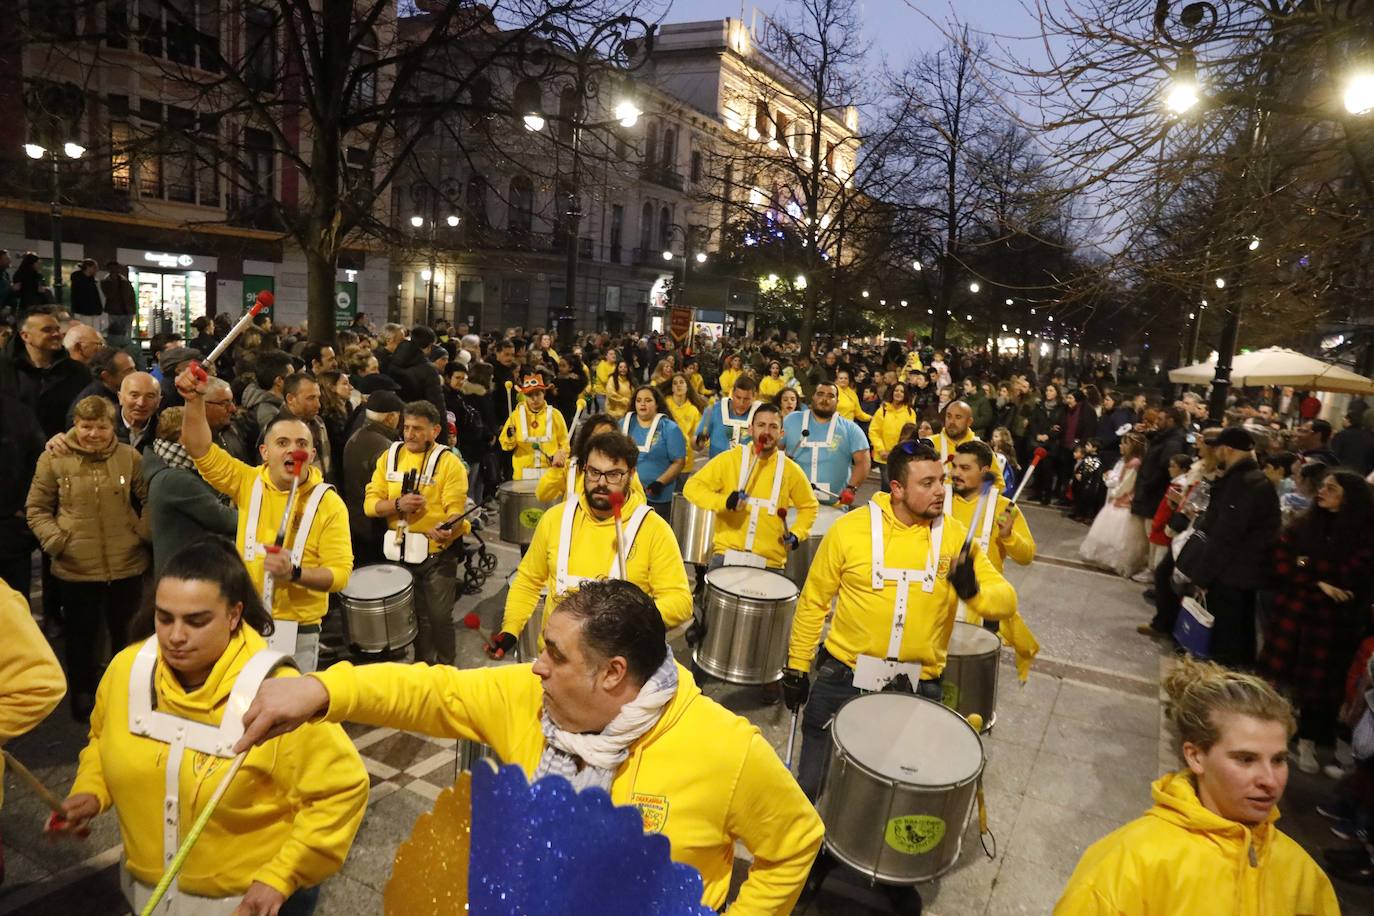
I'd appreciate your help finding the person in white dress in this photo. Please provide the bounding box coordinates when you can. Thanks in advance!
[1079,432,1149,577]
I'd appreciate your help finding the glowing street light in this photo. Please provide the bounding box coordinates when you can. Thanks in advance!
[1345,72,1374,116]
[446,215,460,228]
[1247,237,1260,251]
[662,250,674,261]
[969,281,981,293]
[861,290,870,298]
[1005,298,1014,306]
[912,260,922,272]
[523,113,546,132]
[1214,277,1226,289]
[410,215,425,228]
[614,99,641,128]
[1166,51,1200,114]
[694,252,707,264]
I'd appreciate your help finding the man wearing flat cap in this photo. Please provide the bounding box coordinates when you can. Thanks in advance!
[1184,426,1280,666]
[342,390,405,564]
[156,345,203,408]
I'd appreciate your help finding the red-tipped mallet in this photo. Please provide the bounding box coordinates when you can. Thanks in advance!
[608,490,629,577]
[1010,447,1049,505]
[2,750,89,839]
[741,440,764,494]
[189,291,273,382]
[466,613,511,660]
[960,472,999,558]
[261,447,310,607]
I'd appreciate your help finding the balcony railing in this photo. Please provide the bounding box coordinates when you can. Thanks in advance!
[639,165,685,192]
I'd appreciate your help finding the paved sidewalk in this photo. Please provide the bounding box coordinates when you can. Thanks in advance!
[4,500,1371,914]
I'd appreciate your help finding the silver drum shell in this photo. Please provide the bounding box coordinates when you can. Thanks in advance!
[671,492,716,565]
[693,569,798,685]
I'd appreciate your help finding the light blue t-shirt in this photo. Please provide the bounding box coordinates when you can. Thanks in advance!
[696,399,756,458]
[782,410,869,504]
[622,413,687,504]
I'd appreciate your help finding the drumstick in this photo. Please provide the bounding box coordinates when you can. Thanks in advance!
[608,491,629,576]
[262,448,310,607]
[960,473,997,558]
[1010,447,1049,505]
[140,752,248,916]
[188,294,271,381]
[784,708,800,770]
[504,380,514,415]
[462,612,509,660]
[740,440,764,497]
[3,750,91,839]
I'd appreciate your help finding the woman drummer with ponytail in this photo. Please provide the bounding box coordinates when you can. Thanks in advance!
[1054,658,1339,915]
[53,538,368,916]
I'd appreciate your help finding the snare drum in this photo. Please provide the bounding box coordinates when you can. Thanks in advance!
[498,480,553,546]
[671,492,715,565]
[785,505,845,585]
[340,564,418,652]
[942,622,1001,732]
[695,566,799,685]
[817,693,984,885]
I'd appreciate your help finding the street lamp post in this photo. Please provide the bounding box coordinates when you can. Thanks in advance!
[661,223,706,315]
[516,17,654,347]
[408,178,460,326]
[24,141,85,305]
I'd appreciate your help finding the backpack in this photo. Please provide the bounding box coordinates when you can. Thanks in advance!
[451,394,486,461]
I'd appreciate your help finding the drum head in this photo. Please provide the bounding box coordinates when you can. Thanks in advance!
[501,480,540,495]
[342,564,414,599]
[705,566,798,600]
[833,694,981,787]
[810,506,845,538]
[948,622,1001,656]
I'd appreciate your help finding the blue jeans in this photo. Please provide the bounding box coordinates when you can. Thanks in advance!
[796,648,943,801]
[280,884,321,916]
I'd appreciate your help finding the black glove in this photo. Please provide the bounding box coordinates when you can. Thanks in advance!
[726,490,748,511]
[781,668,810,711]
[685,615,707,648]
[485,631,518,659]
[782,532,800,551]
[950,548,979,601]
[646,480,665,499]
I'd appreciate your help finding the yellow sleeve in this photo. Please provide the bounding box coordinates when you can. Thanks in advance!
[552,410,570,453]
[788,523,844,671]
[193,442,253,501]
[253,712,368,897]
[439,452,469,533]
[535,466,568,502]
[1002,502,1036,566]
[311,494,354,593]
[682,453,732,513]
[0,582,66,807]
[68,663,117,812]
[868,406,889,457]
[964,540,1017,621]
[500,506,556,636]
[363,451,390,518]
[856,403,873,422]
[315,661,535,761]
[723,732,825,915]
[786,462,818,540]
[641,518,693,629]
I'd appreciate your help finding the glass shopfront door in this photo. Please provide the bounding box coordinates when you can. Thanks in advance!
[129,268,207,336]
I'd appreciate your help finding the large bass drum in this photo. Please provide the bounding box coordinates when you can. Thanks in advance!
[695,566,798,685]
[785,505,846,586]
[670,493,715,565]
[497,480,553,546]
[340,564,418,653]
[942,622,1001,733]
[817,693,984,885]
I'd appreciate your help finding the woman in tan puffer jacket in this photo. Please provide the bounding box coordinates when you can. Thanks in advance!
[27,395,149,719]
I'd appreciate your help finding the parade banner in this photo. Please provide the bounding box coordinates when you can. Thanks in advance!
[669,306,694,342]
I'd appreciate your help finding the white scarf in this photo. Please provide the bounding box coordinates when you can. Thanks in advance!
[533,653,678,793]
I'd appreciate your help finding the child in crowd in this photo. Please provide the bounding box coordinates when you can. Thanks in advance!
[1147,453,1193,571]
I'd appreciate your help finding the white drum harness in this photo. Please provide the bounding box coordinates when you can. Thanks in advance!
[515,404,555,479]
[554,498,652,598]
[381,443,450,565]
[243,476,334,654]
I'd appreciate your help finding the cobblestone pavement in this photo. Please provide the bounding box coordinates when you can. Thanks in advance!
[3,489,1372,915]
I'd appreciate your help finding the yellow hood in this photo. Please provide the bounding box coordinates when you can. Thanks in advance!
[1147,770,1279,860]
[152,625,268,727]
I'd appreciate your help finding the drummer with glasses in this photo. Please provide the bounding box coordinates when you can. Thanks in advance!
[783,441,1017,800]
[487,432,691,659]
[175,367,353,674]
[782,381,870,507]
[364,400,470,666]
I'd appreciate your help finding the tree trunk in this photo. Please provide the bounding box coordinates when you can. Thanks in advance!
[305,243,338,345]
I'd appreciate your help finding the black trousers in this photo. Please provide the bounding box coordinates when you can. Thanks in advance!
[1206,584,1258,669]
[60,576,144,697]
[1149,550,1182,635]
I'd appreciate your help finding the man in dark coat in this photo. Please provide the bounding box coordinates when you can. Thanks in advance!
[386,325,448,444]
[0,309,91,438]
[1131,406,1188,525]
[341,390,402,565]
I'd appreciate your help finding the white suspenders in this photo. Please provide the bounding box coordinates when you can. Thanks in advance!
[516,405,556,478]
[853,503,941,689]
[244,477,334,626]
[564,457,579,504]
[942,489,998,554]
[720,400,758,447]
[382,444,448,565]
[554,501,653,597]
[738,445,785,553]
[791,410,837,483]
[126,639,293,910]
[620,413,663,453]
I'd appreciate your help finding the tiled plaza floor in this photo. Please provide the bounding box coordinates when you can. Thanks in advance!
[3,492,1372,914]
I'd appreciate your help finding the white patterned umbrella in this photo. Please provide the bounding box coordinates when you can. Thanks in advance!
[1168,347,1374,394]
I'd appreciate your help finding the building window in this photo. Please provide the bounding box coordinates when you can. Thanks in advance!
[458,278,485,322]
[240,127,274,203]
[110,121,131,191]
[690,150,703,183]
[609,204,624,263]
[353,30,378,111]
[513,78,542,127]
[165,107,197,202]
[245,5,277,92]
[639,201,653,253]
[198,113,220,207]
[774,111,789,149]
[558,87,579,142]
[344,146,371,200]
[466,77,492,127]
[658,206,671,254]
[661,128,676,173]
[753,99,768,138]
[106,1,129,48]
[508,175,533,237]
[825,141,836,174]
[643,120,658,169]
[465,175,489,229]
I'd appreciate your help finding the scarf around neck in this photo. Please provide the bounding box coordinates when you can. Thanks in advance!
[152,437,198,472]
[533,652,678,794]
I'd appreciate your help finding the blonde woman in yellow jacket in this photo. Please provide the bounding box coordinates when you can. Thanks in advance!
[603,360,634,419]
[0,579,66,807]
[55,539,367,916]
[1055,658,1339,916]
[717,353,744,395]
[235,580,825,916]
[868,382,916,472]
[663,373,705,473]
[834,369,871,422]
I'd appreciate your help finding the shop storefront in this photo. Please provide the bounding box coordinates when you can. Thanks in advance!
[119,248,217,337]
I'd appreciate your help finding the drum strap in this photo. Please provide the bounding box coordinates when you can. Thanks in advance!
[621,412,663,453]
[563,457,579,504]
[721,399,757,446]
[738,446,785,554]
[127,639,294,890]
[517,405,554,474]
[791,410,837,484]
[869,503,941,658]
[555,501,653,596]
[247,479,334,611]
[941,490,999,554]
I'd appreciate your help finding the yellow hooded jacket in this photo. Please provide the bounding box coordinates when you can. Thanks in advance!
[788,492,1016,678]
[499,402,571,480]
[69,628,368,899]
[500,487,693,639]
[758,375,787,401]
[718,367,742,395]
[0,580,66,809]
[946,490,1040,680]
[836,385,871,422]
[664,396,703,470]
[313,660,825,915]
[682,446,819,569]
[1054,771,1340,916]
[364,443,471,554]
[868,403,917,462]
[594,359,616,396]
[194,445,353,625]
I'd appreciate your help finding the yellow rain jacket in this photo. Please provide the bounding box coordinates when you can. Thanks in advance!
[718,367,742,394]
[788,492,1016,678]
[868,403,917,463]
[364,443,471,553]
[500,487,693,639]
[836,385,871,422]
[594,359,616,396]
[665,397,703,469]
[758,375,787,401]
[904,351,924,373]
[1054,771,1340,916]
[0,580,66,808]
[313,660,825,915]
[687,372,709,398]
[683,446,819,569]
[70,628,368,899]
[946,490,1040,680]
[498,402,570,480]
[195,445,353,625]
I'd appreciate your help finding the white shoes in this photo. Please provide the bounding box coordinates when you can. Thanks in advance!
[1296,739,1320,775]
[1129,570,1153,584]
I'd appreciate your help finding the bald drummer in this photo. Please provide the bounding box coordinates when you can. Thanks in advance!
[782,441,1017,800]
[929,400,1013,492]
